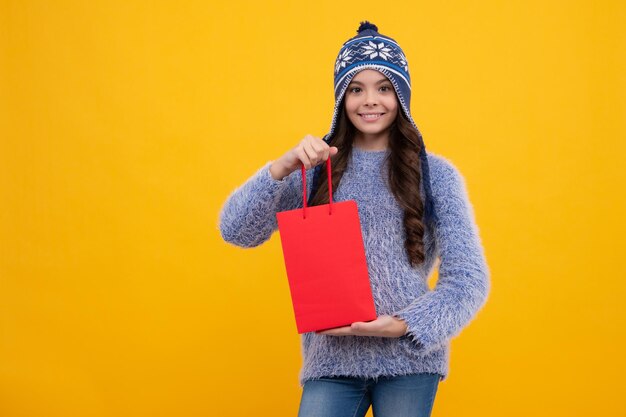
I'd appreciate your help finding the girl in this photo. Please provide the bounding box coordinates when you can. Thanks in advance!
[218,21,490,417]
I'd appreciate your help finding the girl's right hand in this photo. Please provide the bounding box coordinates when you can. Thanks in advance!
[270,135,338,180]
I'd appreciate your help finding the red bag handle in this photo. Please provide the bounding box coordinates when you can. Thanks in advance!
[301,158,333,219]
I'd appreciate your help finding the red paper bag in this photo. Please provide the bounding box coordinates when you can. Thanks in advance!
[276,158,377,334]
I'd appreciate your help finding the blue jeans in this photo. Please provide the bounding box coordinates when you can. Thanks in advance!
[297,373,441,417]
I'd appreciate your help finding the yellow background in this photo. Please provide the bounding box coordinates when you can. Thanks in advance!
[1,1,625,416]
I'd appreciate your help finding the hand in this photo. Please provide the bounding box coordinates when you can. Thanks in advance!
[315,315,408,338]
[270,134,338,180]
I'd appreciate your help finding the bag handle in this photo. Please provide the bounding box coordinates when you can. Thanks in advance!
[301,158,333,219]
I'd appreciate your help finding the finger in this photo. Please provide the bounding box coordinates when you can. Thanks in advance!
[317,330,341,336]
[310,139,329,161]
[295,148,313,169]
[351,322,374,334]
[316,326,353,336]
[354,318,380,327]
[302,141,320,166]
[352,320,383,333]
[317,144,329,162]
[351,322,363,332]
[322,326,351,335]
[317,329,338,335]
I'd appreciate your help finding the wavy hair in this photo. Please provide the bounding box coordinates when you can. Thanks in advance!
[308,97,429,267]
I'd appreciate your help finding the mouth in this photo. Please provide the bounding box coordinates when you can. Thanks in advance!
[358,113,385,122]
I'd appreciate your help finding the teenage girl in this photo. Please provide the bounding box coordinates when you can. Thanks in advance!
[218,21,490,417]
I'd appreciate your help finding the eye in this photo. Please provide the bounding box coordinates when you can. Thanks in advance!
[349,87,361,93]
[380,85,392,92]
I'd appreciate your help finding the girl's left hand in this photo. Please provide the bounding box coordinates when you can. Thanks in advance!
[315,315,408,338]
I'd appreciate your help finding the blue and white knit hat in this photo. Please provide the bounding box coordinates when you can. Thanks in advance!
[319,20,438,225]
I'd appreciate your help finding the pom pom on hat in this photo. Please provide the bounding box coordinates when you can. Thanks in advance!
[357,21,378,33]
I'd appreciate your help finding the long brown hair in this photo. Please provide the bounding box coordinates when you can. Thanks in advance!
[309,100,429,267]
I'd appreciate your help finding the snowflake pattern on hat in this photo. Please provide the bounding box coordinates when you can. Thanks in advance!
[334,48,354,74]
[361,40,393,60]
[396,50,409,72]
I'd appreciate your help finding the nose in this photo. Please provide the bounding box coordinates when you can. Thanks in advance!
[364,89,378,106]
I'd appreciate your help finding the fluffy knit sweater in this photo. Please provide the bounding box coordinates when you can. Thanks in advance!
[217,146,490,387]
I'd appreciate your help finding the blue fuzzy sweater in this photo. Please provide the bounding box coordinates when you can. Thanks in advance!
[217,146,490,387]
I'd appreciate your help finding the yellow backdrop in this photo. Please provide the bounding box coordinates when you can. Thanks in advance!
[1,1,625,416]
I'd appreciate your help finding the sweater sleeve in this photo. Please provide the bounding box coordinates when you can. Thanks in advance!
[217,161,308,248]
[392,155,491,354]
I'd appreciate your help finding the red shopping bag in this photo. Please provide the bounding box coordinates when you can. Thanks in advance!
[276,158,377,334]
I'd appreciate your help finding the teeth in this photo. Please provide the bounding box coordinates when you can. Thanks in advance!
[361,113,382,119]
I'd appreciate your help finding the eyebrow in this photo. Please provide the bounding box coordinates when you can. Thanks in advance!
[348,79,391,85]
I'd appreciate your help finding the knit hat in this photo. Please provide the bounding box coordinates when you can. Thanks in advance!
[316,20,438,226]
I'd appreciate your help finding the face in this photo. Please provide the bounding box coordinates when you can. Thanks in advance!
[344,69,399,149]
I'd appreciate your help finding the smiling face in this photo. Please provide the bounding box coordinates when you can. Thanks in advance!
[344,69,399,150]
